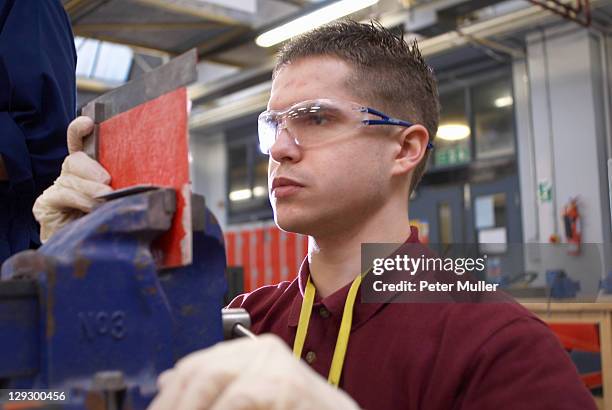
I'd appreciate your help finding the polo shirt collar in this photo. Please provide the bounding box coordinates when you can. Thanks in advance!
[288,225,421,328]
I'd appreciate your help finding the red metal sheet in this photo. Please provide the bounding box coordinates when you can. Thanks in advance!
[97,88,191,268]
[581,372,602,389]
[269,227,281,284]
[548,323,600,352]
[226,232,236,266]
[240,231,252,291]
[255,228,265,289]
[285,232,297,281]
[301,235,308,260]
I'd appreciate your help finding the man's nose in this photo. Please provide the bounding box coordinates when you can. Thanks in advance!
[269,128,301,163]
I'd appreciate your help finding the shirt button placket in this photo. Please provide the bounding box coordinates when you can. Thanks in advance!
[305,350,317,364]
[318,306,330,319]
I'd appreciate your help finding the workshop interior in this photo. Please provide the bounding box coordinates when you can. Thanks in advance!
[2,0,612,408]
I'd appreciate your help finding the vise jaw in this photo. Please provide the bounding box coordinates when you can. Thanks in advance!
[0,188,227,409]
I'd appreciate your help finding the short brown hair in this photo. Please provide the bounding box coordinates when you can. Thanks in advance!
[273,20,439,195]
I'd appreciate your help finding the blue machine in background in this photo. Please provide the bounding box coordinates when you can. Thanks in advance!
[546,269,581,299]
[0,188,228,409]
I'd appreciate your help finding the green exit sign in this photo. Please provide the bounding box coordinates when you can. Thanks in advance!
[435,145,470,166]
[538,180,552,202]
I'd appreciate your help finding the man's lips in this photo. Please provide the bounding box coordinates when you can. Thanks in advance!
[271,177,305,198]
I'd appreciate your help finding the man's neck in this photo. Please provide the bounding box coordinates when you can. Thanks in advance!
[308,202,413,298]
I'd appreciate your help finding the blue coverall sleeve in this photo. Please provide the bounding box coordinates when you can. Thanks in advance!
[0,0,76,262]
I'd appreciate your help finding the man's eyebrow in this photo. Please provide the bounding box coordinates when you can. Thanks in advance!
[270,99,342,113]
[301,100,336,109]
[314,102,338,110]
[268,100,294,111]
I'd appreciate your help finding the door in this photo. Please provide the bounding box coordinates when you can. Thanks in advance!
[409,185,465,245]
[467,174,524,283]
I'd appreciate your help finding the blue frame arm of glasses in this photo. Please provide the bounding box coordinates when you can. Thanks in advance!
[362,107,434,150]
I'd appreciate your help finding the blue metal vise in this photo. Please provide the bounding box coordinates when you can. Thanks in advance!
[0,188,227,409]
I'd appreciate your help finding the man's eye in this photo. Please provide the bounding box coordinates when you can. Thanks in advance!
[304,113,329,126]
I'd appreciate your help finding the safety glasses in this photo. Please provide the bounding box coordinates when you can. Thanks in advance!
[257,98,434,155]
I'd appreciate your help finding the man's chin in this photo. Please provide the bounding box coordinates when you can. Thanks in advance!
[273,212,312,236]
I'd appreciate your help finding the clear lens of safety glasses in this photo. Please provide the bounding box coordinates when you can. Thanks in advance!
[257,99,367,155]
[258,111,278,155]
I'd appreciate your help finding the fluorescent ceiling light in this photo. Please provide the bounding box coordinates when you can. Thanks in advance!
[253,186,267,197]
[494,95,513,108]
[437,124,470,141]
[229,189,252,202]
[256,0,379,48]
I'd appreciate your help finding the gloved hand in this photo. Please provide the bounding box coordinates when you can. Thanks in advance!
[148,334,361,410]
[33,116,112,242]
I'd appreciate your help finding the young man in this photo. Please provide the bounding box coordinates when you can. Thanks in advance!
[33,21,595,410]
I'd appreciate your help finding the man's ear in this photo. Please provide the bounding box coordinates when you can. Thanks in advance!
[391,124,430,177]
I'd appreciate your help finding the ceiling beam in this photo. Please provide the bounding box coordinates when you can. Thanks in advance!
[195,26,252,57]
[203,55,252,68]
[74,21,225,32]
[132,0,253,26]
[415,5,553,56]
[195,0,337,60]
[189,59,275,104]
[63,0,90,14]
[189,91,270,131]
[77,77,115,93]
[273,0,311,6]
[64,0,113,24]
[75,33,175,57]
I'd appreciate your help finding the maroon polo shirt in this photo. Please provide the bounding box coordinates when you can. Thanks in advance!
[228,226,596,410]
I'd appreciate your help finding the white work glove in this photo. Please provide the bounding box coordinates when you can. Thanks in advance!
[33,116,112,242]
[148,334,361,410]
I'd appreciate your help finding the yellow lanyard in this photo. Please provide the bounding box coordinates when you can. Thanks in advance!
[292,274,362,387]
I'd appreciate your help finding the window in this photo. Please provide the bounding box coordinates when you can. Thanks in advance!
[475,193,508,253]
[434,90,471,167]
[429,72,516,173]
[473,78,515,159]
[226,122,273,222]
[253,148,269,201]
[228,145,249,211]
[75,37,133,84]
